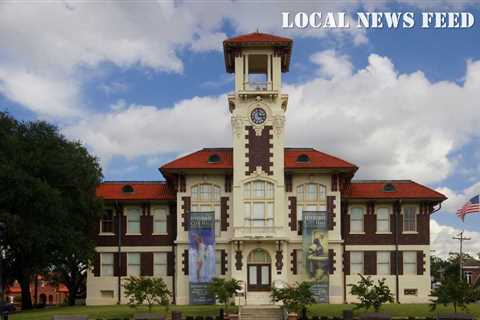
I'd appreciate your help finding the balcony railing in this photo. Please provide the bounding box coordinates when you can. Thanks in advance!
[243,81,273,92]
[234,218,282,238]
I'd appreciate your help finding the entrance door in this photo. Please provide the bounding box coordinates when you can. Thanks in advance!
[247,248,271,291]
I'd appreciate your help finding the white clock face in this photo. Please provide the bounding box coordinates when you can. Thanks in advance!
[251,108,267,125]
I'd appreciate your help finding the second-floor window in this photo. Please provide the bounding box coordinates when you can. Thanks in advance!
[296,183,327,224]
[376,207,390,233]
[101,253,114,276]
[296,249,304,275]
[154,252,167,276]
[152,207,168,235]
[244,180,274,227]
[126,207,141,234]
[350,207,365,233]
[127,253,141,276]
[191,183,221,236]
[403,251,417,275]
[377,252,390,275]
[350,251,364,274]
[100,209,114,233]
[403,206,417,232]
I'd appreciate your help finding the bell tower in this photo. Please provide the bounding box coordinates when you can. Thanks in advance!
[223,32,292,238]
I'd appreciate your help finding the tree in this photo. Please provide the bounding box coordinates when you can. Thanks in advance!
[0,112,103,309]
[271,281,316,315]
[123,276,172,312]
[430,277,480,313]
[207,278,242,313]
[349,275,394,313]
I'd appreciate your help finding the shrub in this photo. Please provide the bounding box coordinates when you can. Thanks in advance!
[207,277,241,313]
[348,274,394,313]
[271,281,316,314]
[430,276,480,313]
[123,276,172,312]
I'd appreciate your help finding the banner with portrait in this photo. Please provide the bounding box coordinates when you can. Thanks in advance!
[303,211,329,303]
[189,212,216,304]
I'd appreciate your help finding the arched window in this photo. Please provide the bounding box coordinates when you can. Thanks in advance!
[244,180,274,227]
[191,183,221,235]
[296,183,327,222]
[248,248,271,264]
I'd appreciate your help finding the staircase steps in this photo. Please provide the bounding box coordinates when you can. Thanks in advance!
[240,306,283,320]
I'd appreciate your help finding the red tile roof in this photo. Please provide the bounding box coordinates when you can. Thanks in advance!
[344,180,446,200]
[224,32,292,45]
[96,181,175,201]
[160,148,357,171]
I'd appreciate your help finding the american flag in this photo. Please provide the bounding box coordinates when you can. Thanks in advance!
[457,195,480,221]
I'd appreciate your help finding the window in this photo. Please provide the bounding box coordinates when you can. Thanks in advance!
[403,251,417,275]
[404,289,417,295]
[122,185,134,193]
[350,207,365,233]
[296,183,327,222]
[465,271,472,284]
[296,250,304,275]
[100,209,114,233]
[126,207,141,234]
[101,253,114,276]
[191,183,221,236]
[215,251,222,276]
[350,252,364,274]
[376,207,390,233]
[296,154,310,163]
[127,253,141,276]
[154,253,167,276]
[244,181,274,227]
[152,207,168,235]
[208,154,221,163]
[377,252,390,275]
[403,206,417,232]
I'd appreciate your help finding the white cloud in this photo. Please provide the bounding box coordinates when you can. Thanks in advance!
[436,181,480,214]
[430,219,480,258]
[310,50,353,79]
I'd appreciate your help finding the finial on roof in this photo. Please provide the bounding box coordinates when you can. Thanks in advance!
[256,27,260,33]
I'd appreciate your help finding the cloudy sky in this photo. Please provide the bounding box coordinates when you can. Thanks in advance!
[1,1,479,257]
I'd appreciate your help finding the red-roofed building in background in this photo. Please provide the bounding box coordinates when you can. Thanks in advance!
[6,275,69,308]
[88,32,446,306]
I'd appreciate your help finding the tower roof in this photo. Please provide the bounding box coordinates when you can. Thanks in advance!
[223,32,293,73]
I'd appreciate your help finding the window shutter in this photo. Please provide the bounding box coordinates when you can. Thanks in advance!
[140,215,153,236]
[344,251,350,275]
[331,174,338,192]
[390,251,397,275]
[113,253,119,277]
[182,249,189,275]
[288,197,297,231]
[167,252,174,276]
[328,249,335,275]
[141,252,153,276]
[221,197,229,231]
[93,253,100,277]
[120,253,127,276]
[327,196,335,230]
[297,220,303,236]
[365,251,377,275]
[291,249,298,275]
[221,250,227,275]
[182,197,191,231]
[285,174,292,192]
[417,251,424,275]
[225,175,232,193]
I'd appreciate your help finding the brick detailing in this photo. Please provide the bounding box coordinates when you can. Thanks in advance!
[235,250,243,271]
[391,251,403,275]
[291,249,298,274]
[167,252,174,276]
[225,174,232,193]
[364,251,377,275]
[344,251,350,275]
[93,253,100,277]
[245,126,273,175]
[179,174,186,192]
[275,250,283,274]
[182,197,191,231]
[141,252,153,276]
[417,251,425,275]
[285,174,292,192]
[220,197,230,231]
[288,197,297,231]
[331,174,338,192]
[221,250,227,275]
[327,196,336,230]
[328,249,336,275]
[182,249,189,275]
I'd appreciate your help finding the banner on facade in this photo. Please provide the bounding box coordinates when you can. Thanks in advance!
[189,212,216,304]
[303,211,329,303]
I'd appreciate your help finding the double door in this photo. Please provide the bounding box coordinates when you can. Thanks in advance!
[247,263,271,291]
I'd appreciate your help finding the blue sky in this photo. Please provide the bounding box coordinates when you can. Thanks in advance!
[0,1,479,256]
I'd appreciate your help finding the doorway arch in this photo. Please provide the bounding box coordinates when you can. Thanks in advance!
[247,248,271,291]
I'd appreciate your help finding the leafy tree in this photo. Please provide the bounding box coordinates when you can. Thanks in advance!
[0,112,102,309]
[271,281,316,314]
[430,277,480,313]
[207,278,242,313]
[349,275,394,313]
[123,276,172,312]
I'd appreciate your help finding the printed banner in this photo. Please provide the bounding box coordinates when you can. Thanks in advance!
[189,212,216,304]
[303,211,329,303]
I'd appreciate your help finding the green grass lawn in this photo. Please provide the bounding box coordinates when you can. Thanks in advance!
[9,304,480,320]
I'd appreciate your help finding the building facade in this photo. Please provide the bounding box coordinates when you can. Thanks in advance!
[86,32,446,306]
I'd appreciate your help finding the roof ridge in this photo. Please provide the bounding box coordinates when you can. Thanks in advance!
[310,148,358,168]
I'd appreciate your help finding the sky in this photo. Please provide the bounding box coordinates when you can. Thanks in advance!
[0,1,479,258]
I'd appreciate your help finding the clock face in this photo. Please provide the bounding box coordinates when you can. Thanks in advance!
[250,108,267,125]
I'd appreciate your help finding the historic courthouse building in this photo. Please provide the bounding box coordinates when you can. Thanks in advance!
[87,33,446,306]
